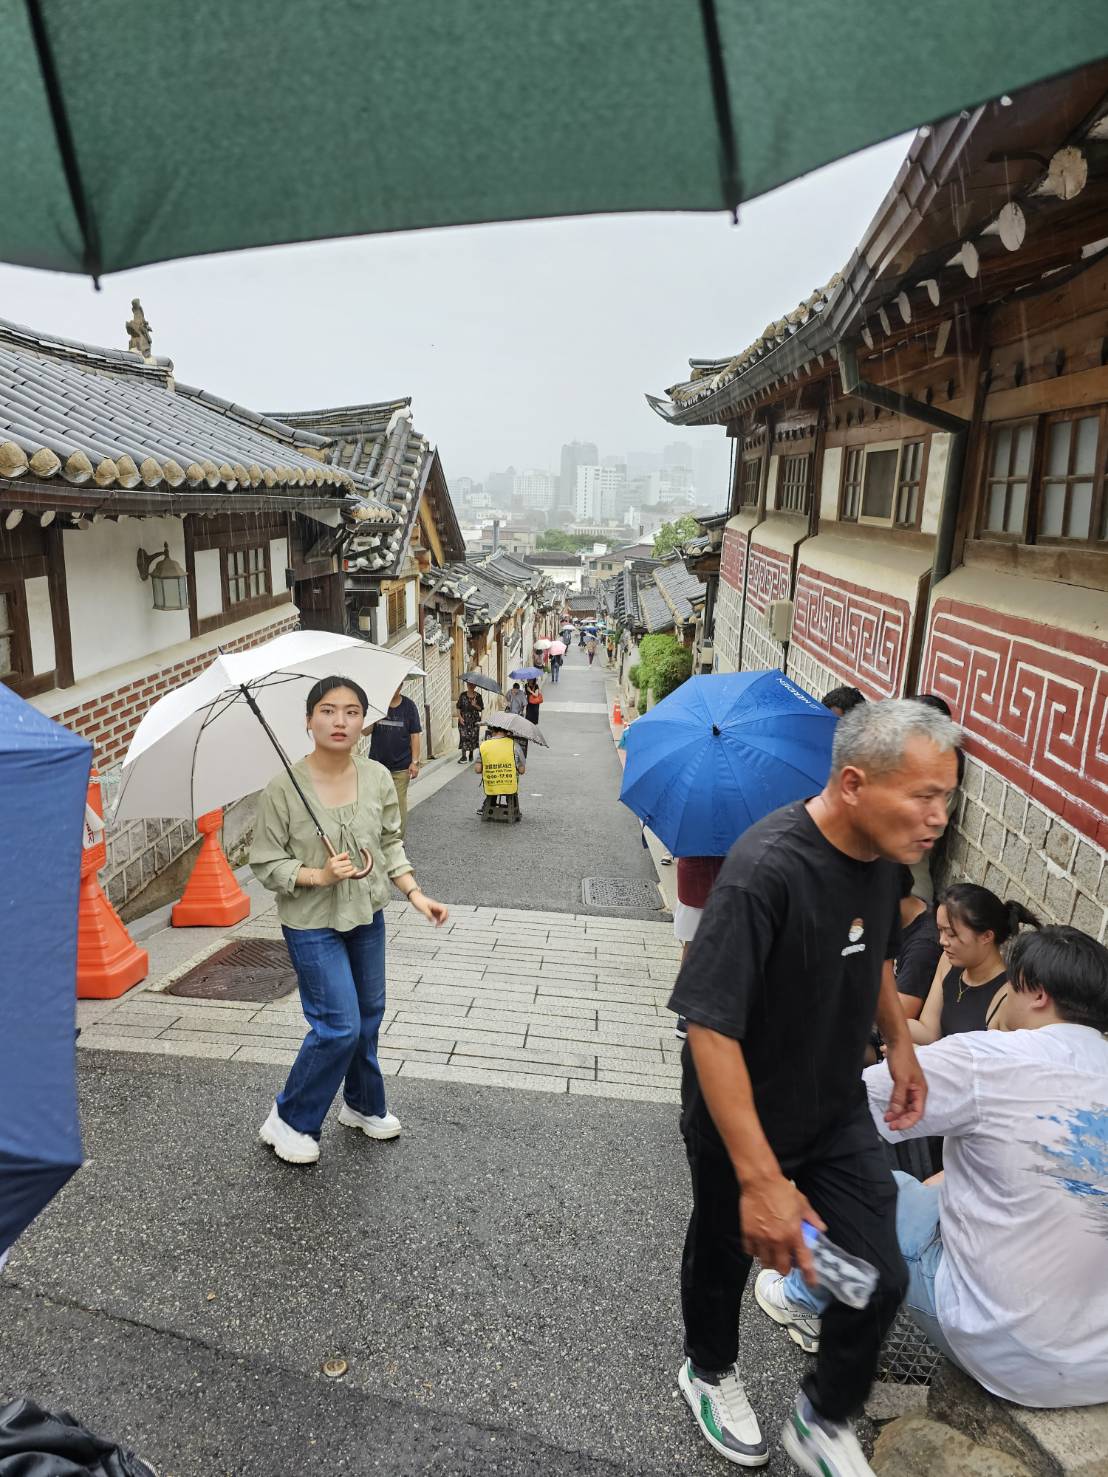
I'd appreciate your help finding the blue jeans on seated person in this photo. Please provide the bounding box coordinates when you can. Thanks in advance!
[277,915,387,1139]
[780,1170,961,1365]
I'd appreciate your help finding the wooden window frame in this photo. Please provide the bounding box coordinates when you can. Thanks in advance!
[849,439,929,529]
[189,517,289,638]
[839,445,864,522]
[977,418,1037,543]
[1035,407,1107,547]
[738,453,762,509]
[386,584,408,637]
[774,453,811,515]
[0,573,35,697]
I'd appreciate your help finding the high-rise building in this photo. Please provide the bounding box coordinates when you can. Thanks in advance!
[485,466,516,503]
[512,468,556,510]
[663,440,694,472]
[558,441,598,512]
[575,464,626,522]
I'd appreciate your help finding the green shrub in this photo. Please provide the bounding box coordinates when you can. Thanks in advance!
[627,662,641,689]
[637,689,648,715]
[653,646,693,701]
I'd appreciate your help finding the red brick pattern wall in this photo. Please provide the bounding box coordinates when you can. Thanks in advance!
[745,543,791,614]
[792,568,911,700]
[720,526,747,592]
[922,599,1108,847]
[52,612,300,768]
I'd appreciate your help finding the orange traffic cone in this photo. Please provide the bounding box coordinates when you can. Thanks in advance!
[172,809,250,927]
[612,700,623,727]
[77,772,149,999]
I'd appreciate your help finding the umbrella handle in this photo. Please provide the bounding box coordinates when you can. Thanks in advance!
[321,833,374,880]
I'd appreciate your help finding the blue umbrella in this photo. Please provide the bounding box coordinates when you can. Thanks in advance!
[509,666,543,680]
[0,685,89,1257]
[619,670,837,857]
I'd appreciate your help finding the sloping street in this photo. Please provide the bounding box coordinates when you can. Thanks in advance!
[1,649,813,1476]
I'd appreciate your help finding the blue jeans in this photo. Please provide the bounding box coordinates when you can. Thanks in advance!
[780,1170,962,1365]
[278,915,388,1138]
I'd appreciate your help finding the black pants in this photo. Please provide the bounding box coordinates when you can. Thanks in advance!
[680,1099,907,1423]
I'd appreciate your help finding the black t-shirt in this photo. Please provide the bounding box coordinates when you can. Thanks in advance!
[669,800,900,1159]
[894,906,941,1001]
[368,695,422,771]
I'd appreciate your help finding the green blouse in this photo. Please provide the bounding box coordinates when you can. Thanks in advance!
[250,756,411,931]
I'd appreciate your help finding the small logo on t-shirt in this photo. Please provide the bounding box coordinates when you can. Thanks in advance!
[842,918,866,957]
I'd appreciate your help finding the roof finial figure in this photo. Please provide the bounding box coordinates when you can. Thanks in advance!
[125,298,152,358]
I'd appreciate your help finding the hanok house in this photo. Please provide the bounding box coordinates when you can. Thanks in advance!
[648,64,1108,939]
[264,400,467,757]
[427,549,562,693]
[0,311,392,910]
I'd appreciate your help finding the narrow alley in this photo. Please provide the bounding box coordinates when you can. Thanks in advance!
[0,647,812,1477]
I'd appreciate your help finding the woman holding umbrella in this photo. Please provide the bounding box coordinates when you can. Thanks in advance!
[456,679,484,764]
[251,674,449,1165]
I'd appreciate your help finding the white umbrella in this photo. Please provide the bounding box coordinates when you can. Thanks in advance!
[114,632,423,858]
[534,638,553,649]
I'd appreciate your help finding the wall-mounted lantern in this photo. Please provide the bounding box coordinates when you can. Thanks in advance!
[136,542,188,612]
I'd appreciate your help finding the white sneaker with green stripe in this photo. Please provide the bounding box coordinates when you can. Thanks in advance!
[781,1391,874,1477]
[677,1359,768,1467]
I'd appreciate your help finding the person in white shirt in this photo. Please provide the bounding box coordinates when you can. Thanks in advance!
[757,924,1108,1408]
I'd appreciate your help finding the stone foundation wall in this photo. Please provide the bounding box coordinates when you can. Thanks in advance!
[945,755,1107,941]
[741,604,785,673]
[712,579,743,673]
[786,642,840,703]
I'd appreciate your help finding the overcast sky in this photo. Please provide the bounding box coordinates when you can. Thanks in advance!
[0,133,909,491]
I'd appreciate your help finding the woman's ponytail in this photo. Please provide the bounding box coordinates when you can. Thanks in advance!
[1004,899,1041,941]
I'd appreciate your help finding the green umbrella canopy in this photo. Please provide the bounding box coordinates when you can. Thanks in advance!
[4,0,1107,279]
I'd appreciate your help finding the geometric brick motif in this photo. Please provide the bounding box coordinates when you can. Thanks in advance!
[792,568,911,700]
[923,598,1108,846]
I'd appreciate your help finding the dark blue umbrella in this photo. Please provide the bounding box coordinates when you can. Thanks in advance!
[509,666,543,680]
[619,670,837,857]
[0,685,89,1257]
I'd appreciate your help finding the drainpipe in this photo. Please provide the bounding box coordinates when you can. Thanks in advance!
[839,342,969,673]
[835,343,970,593]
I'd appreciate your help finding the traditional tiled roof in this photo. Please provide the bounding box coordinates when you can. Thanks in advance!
[479,548,539,586]
[654,555,704,624]
[639,582,674,634]
[649,72,1108,426]
[0,317,375,501]
[566,592,597,612]
[524,551,582,567]
[271,400,463,571]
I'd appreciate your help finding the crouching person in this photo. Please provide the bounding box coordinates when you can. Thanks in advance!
[475,720,525,823]
[758,925,1108,1409]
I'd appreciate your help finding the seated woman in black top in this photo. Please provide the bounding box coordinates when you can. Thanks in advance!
[909,883,1039,1044]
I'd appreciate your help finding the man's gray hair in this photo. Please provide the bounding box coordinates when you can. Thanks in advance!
[831,698,962,776]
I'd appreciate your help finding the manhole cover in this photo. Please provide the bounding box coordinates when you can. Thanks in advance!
[582,877,661,910]
[168,937,297,1003]
[877,1310,943,1386]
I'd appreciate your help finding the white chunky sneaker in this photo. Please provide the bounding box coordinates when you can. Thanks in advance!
[782,1391,874,1477]
[754,1268,822,1354]
[678,1359,768,1467]
[259,1104,319,1164]
[338,1102,401,1140]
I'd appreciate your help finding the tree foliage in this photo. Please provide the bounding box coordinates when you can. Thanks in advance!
[536,530,616,553]
[632,634,693,707]
[651,515,701,557]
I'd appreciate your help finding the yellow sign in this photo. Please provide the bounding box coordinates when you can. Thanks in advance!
[480,735,518,795]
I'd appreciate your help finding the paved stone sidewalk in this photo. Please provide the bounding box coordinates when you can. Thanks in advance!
[77,900,684,1103]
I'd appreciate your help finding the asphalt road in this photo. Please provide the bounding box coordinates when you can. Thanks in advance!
[404,651,665,920]
[1,1052,813,1477]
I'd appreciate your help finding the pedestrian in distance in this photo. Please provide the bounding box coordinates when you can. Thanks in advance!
[550,651,563,685]
[524,677,543,728]
[456,681,484,764]
[578,628,587,649]
[586,636,597,665]
[670,699,958,1474]
[251,676,448,1165]
[365,684,421,837]
[507,682,528,716]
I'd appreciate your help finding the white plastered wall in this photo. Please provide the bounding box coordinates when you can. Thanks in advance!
[25,575,55,675]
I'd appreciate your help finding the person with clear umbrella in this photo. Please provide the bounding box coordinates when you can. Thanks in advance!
[250,674,448,1165]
